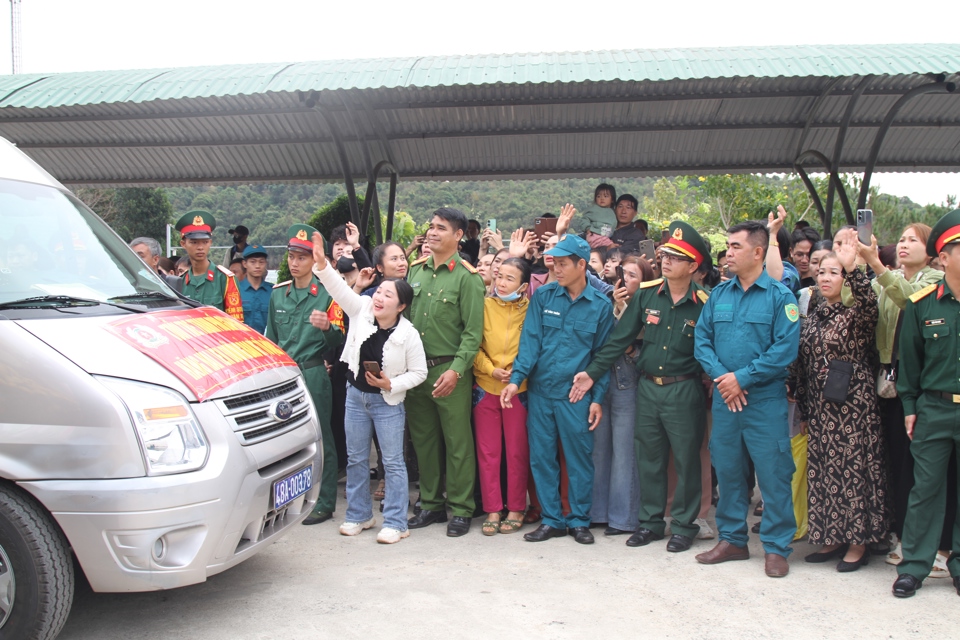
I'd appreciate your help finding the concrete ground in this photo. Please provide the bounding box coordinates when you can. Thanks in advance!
[59,479,957,640]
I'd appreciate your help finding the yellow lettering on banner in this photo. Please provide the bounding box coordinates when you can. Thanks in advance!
[164,320,205,340]
[174,355,216,380]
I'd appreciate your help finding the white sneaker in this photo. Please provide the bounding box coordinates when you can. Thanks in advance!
[930,552,950,578]
[377,527,410,544]
[694,518,715,540]
[339,517,376,536]
[886,542,903,566]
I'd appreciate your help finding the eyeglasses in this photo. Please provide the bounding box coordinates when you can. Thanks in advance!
[659,253,693,263]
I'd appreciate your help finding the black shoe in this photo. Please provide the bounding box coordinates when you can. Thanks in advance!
[805,544,849,563]
[604,526,632,536]
[626,528,664,547]
[751,520,761,533]
[523,524,567,542]
[302,510,333,525]
[892,574,922,598]
[446,516,471,537]
[407,509,447,529]
[837,551,869,573]
[953,575,960,597]
[753,500,764,516]
[666,534,693,553]
[570,526,595,544]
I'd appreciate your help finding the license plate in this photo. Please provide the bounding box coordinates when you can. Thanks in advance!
[273,466,312,510]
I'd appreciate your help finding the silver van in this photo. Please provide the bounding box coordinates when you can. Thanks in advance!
[0,138,322,640]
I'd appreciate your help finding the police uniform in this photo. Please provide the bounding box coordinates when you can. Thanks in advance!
[266,225,344,519]
[176,210,244,321]
[895,208,960,594]
[405,252,485,519]
[511,234,615,532]
[694,267,800,558]
[585,221,709,543]
[239,244,273,334]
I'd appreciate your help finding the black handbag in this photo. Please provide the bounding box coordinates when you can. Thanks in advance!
[823,360,854,403]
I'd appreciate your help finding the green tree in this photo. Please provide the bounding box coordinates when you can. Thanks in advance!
[75,187,174,248]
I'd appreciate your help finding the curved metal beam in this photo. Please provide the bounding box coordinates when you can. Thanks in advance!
[795,76,845,159]
[826,76,872,224]
[310,101,361,226]
[795,149,852,238]
[858,80,957,209]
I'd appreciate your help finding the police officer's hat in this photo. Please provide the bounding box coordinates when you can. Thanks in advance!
[659,221,708,267]
[242,244,268,259]
[927,209,960,257]
[175,210,216,239]
[286,224,319,253]
[545,233,591,262]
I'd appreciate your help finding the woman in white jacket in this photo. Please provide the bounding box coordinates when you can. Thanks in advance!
[310,232,427,544]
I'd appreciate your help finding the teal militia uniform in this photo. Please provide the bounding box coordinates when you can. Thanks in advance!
[406,254,485,518]
[896,208,960,584]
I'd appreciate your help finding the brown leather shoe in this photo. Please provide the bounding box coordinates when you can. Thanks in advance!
[695,540,750,565]
[765,553,789,577]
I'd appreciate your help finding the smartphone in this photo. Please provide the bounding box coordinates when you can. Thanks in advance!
[638,239,656,262]
[534,217,558,242]
[362,361,382,378]
[857,209,873,246]
[487,219,496,233]
[615,265,625,286]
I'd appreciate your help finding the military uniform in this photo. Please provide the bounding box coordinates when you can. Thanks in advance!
[585,222,710,541]
[694,270,800,557]
[175,210,243,321]
[405,253,485,518]
[896,208,960,588]
[266,225,344,517]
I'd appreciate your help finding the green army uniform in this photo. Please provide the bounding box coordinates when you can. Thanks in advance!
[584,220,709,541]
[181,263,232,310]
[266,224,344,516]
[176,209,244,321]
[405,253,485,518]
[896,208,960,586]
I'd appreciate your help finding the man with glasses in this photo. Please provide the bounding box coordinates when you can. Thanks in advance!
[790,227,821,288]
[570,221,711,553]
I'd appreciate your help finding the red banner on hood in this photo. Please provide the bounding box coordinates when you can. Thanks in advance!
[105,307,296,401]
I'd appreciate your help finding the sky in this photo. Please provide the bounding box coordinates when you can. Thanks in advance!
[0,0,956,205]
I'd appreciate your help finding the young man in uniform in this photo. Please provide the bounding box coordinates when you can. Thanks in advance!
[176,210,244,321]
[240,244,272,334]
[405,207,485,537]
[693,220,800,578]
[502,233,614,545]
[571,221,710,552]
[893,208,960,598]
[266,224,344,525]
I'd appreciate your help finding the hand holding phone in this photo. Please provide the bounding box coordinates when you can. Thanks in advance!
[857,209,873,246]
[615,264,625,286]
[362,361,382,378]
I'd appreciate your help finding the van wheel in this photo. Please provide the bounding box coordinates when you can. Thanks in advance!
[0,484,74,640]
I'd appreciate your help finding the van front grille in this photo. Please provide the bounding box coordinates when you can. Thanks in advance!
[217,379,311,445]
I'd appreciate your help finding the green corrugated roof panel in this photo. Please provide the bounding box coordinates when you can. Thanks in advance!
[0,43,957,110]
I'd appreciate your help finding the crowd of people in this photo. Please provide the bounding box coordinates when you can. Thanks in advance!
[147,182,960,600]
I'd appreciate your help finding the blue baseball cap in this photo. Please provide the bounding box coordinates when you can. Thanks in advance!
[544,233,591,262]
[242,244,268,259]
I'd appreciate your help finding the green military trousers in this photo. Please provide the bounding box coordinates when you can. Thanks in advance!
[899,393,960,580]
[405,364,477,518]
[634,376,707,538]
[303,365,338,514]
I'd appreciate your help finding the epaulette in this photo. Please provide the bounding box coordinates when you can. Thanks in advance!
[410,256,429,267]
[273,280,292,288]
[216,264,235,277]
[460,259,478,274]
[696,290,709,304]
[909,283,938,303]
[639,278,664,289]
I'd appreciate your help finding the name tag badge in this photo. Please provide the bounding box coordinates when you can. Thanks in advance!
[925,318,946,326]
[645,309,661,325]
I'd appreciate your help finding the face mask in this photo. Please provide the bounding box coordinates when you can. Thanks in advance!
[336,256,357,273]
[495,289,523,302]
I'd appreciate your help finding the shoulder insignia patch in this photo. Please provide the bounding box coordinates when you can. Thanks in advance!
[410,256,429,267]
[696,290,709,304]
[460,259,478,274]
[273,280,292,288]
[216,264,234,277]
[639,278,664,289]
[909,283,938,303]
[785,303,800,323]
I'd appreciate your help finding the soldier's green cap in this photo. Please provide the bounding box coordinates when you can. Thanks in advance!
[175,210,216,239]
[659,220,708,266]
[927,209,960,257]
[287,224,319,253]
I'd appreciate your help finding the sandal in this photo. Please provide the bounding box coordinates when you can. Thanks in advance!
[499,519,523,534]
[482,515,501,536]
[373,479,385,501]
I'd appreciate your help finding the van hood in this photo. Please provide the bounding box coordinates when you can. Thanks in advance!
[16,313,300,402]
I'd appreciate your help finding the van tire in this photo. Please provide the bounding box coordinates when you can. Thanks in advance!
[0,484,74,640]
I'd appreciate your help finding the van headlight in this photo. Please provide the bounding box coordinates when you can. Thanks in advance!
[98,377,209,475]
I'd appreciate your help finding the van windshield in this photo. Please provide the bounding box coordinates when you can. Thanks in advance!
[0,178,176,305]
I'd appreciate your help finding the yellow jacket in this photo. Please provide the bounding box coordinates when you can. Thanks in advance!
[474,295,529,394]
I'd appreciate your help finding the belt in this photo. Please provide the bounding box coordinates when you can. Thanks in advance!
[425,355,455,368]
[642,372,699,386]
[934,391,960,404]
[298,356,326,371]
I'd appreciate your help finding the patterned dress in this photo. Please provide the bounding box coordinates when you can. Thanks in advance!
[792,268,890,546]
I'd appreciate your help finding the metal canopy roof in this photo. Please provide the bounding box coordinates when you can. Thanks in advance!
[0,44,957,188]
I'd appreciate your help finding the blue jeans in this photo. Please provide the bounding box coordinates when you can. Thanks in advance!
[344,384,409,531]
[590,355,640,531]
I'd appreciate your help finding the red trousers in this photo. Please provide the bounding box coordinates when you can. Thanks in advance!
[473,390,530,513]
